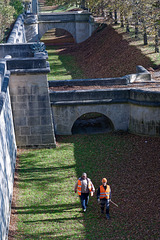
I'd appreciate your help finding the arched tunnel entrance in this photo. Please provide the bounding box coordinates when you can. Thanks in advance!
[40,28,75,45]
[71,112,114,134]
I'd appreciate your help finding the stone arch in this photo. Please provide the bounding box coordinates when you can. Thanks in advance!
[38,22,76,42]
[71,112,114,134]
[40,27,75,45]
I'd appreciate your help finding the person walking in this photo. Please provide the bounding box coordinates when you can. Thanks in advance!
[74,172,95,212]
[97,178,111,219]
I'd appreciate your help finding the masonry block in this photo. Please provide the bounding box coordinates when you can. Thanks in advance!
[20,126,31,135]
[27,116,40,126]
[41,134,55,144]
[9,72,56,148]
[31,125,52,135]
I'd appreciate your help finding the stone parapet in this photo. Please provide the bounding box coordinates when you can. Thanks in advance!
[0,61,17,240]
[7,57,47,70]
[50,88,130,103]
[50,84,160,136]
[7,15,26,44]
[0,43,35,58]
[49,77,128,88]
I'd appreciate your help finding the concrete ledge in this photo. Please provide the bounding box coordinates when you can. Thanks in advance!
[0,43,36,58]
[49,65,151,88]
[49,89,130,102]
[10,67,50,74]
[49,77,128,87]
[7,57,47,70]
[50,87,160,107]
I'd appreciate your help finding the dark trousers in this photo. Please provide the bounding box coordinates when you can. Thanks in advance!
[79,193,89,210]
[100,198,110,214]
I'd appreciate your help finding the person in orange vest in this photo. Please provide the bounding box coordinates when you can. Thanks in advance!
[97,178,111,219]
[74,172,95,212]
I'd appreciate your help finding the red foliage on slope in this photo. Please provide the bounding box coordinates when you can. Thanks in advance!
[60,25,155,78]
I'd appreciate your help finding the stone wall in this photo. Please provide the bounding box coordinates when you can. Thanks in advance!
[129,89,160,135]
[0,61,17,240]
[9,63,56,148]
[49,77,160,136]
[7,15,26,44]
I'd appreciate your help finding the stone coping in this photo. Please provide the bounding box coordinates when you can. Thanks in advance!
[49,77,128,87]
[50,88,160,107]
[6,57,47,70]
[49,65,151,88]
[0,61,10,113]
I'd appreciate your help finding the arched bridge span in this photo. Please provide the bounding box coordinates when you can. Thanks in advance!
[25,12,96,43]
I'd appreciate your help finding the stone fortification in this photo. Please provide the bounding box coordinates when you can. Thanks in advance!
[7,15,26,44]
[3,13,56,148]
[0,11,57,240]
[49,67,160,136]
[0,60,17,240]
[9,57,56,148]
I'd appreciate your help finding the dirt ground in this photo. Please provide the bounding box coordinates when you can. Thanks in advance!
[58,24,160,78]
[8,20,160,240]
[46,24,160,91]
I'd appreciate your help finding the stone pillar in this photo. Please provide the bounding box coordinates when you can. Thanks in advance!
[9,63,56,148]
[32,0,38,14]
[75,12,91,43]
[24,14,39,42]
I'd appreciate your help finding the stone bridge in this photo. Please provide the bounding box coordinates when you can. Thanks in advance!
[24,0,96,43]
[24,11,96,43]
[49,72,160,136]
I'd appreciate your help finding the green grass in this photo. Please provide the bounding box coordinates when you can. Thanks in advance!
[46,46,85,80]
[40,4,78,13]
[15,134,159,239]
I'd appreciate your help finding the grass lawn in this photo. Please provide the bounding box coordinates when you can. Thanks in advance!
[15,133,159,239]
[46,46,85,81]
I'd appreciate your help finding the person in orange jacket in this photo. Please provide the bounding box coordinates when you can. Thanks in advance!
[74,172,95,212]
[97,178,111,219]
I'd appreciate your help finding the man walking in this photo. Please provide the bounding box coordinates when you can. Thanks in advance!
[97,178,111,219]
[74,172,95,212]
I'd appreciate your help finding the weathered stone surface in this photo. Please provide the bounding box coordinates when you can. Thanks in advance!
[26,12,96,43]
[50,86,160,136]
[9,73,56,148]
[0,62,17,240]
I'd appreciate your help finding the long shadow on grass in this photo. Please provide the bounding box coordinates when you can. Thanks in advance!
[57,134,160,240]
[14,203,80,215]
[47,46,85,80]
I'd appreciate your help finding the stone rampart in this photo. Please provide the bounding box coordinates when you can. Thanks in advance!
[0,61,17,240]
[7,15,26,44]
[8,56,56,148]
[49,68,160,136]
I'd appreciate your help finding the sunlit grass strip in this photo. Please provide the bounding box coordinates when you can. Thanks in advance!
[46,46,85,81]
[16,134,159,239]
[16,134,127,239]
[16,145,86,239]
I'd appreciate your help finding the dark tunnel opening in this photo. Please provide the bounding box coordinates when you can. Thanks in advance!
[71,112,114,135]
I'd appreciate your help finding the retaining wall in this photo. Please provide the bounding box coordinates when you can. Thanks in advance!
[9,59,56,148]
[49,67,160,136]
[0,61,17,240]
[7,15,26,44]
